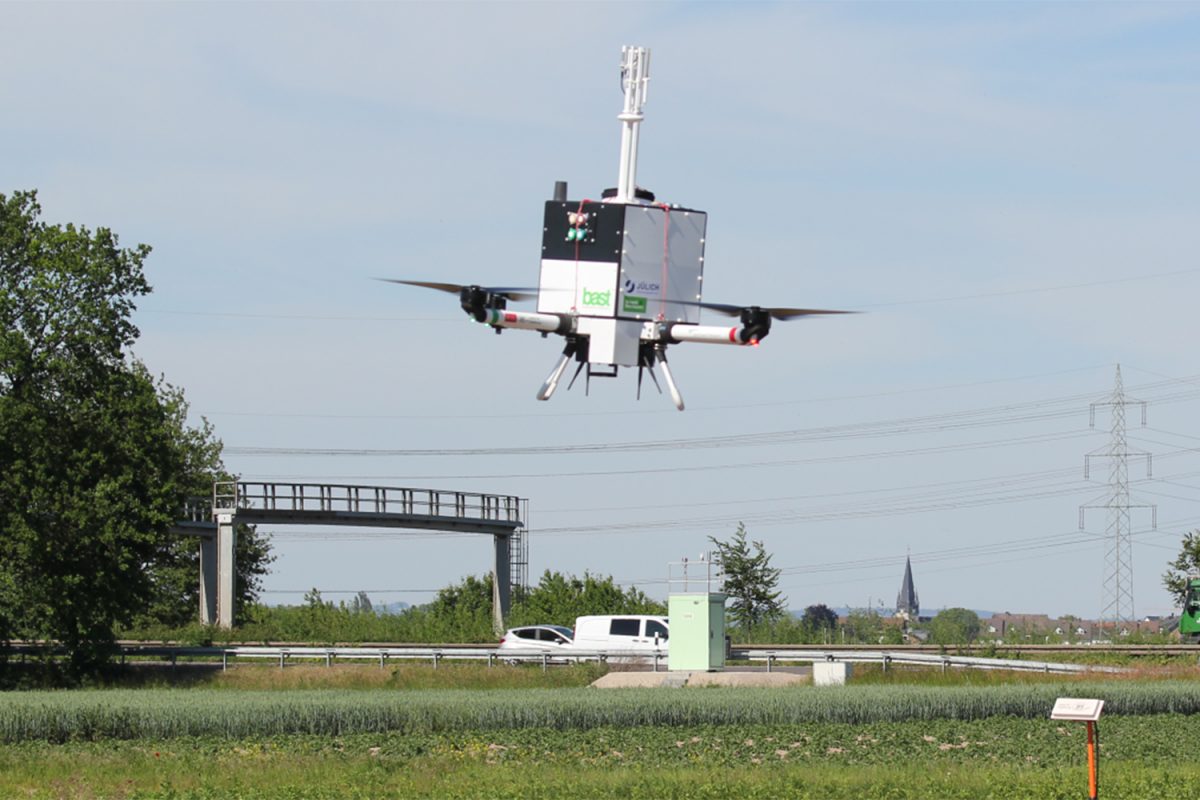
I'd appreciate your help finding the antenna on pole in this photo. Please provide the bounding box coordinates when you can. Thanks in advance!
[615,46,651,203]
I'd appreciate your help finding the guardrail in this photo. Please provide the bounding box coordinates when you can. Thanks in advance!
[102,645,668,673]
[733,643,1196,657]
[738,649,1126,674]
[7,643,1126,675]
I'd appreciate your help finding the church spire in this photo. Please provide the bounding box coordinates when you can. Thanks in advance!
[896,555,919,620]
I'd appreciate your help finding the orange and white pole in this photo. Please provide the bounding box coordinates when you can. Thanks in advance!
[1086,720,1099,800]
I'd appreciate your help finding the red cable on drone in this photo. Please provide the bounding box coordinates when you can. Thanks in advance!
[657,203,671,320]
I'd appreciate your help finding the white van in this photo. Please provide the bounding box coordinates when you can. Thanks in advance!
[571,615,669,657]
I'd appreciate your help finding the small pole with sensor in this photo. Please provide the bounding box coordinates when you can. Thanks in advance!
[615,46,651,203]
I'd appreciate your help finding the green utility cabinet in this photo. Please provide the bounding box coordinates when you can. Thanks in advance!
[668,593,727,671]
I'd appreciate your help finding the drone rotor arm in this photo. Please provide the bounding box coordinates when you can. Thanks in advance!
[667,323,755,346]
[479,309,572,335]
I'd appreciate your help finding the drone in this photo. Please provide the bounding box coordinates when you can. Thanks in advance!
[385,46,851,411]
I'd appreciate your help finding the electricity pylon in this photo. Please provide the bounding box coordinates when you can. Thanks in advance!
[1079,365,1155,627]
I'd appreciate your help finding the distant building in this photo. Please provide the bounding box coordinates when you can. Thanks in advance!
[982,614,1170,643]
[895,555,919,621]
[985,613,1054,639]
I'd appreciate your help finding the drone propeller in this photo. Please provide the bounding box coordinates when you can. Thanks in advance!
[376,279,539,303]
[673,299,855,320]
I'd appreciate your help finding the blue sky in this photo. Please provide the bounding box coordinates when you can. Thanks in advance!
[4,2,1200,619]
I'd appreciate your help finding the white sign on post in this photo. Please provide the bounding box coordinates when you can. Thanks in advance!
[1050,697,1104,722]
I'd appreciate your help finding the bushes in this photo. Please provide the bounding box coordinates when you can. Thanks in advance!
[122,571,667,645]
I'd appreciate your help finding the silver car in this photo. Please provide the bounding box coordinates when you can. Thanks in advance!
[497,625,575,660]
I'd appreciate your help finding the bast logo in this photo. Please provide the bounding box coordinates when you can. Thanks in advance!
[581,288,611,307]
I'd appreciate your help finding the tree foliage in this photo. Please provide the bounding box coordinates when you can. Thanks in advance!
[421,570,665,637]
[131,386,273,631]
[0,190,270,672]
[517,570,664,626]
[191,571,666,645]
[928,607,982,646]
[351,591,373,615]
[1162,530,1200,609]
[709,524,785,630]
[802,603,838,633]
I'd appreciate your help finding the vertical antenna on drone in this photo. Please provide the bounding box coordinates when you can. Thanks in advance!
[616,46,651,203]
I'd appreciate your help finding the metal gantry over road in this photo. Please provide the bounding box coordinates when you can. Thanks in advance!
[173,481,527,628]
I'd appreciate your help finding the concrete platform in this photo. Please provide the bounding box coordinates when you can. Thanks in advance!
[591,669,809,688]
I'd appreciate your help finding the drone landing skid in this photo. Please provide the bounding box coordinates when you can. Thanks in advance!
[636,362,663,400]
[537,346,685,411]
[536,352,573,401]
[656,354,685,411]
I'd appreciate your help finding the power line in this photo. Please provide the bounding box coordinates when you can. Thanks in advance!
[199,364,1117,420]
[619,519,1193,592]
[529,481,1096,536]
[139,309,456,323]
[221,379,1200,458]
[227,432,1098,477]
[535,465,1085,515]
[857,266,1200,309]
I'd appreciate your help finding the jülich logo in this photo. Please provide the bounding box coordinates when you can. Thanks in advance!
[623,295,648,313]
[624,279,661,294]
[581,288,611,307]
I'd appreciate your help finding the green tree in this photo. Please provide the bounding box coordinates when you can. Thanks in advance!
[133,390,273,630]
[709,524,785,630]
[928,607,981,646]
[0,190,270,672]
[351,591,374,614]
[517,570,664,627]
[1163,530,1200,608]
[802,604,838,635]
[843,609,884,644]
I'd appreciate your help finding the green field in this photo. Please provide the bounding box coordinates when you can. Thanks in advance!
[1,716,1196,799]
[3,670,1198,798]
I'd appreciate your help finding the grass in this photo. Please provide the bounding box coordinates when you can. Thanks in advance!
[207,662,608,691]
[847,661,1200,685]
[0,660,609,691]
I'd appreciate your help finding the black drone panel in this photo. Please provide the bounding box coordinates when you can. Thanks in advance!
[541,201,625,263]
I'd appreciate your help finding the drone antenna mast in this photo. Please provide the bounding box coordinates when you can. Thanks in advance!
[616,46,651,203]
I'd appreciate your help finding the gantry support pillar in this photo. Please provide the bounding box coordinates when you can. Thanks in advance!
[198,534,217,625]
[217,513,237,629]
[494,532,512,625]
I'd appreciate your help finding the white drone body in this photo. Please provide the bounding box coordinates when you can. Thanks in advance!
[389,47,848,411]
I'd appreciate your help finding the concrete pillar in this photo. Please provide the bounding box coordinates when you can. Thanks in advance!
[198,534,217,625]
[493,533,511,625]
[813,662,853,686]
[217,513,237,629]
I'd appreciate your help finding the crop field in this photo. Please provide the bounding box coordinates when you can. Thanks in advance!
[1,715,1196,798]
[3,679,1198,798]
[5,681,1200,741]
